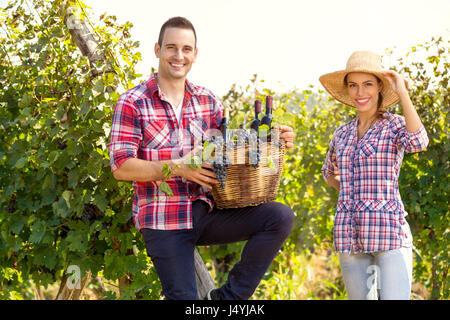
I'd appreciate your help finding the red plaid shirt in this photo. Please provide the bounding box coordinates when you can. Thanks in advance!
[108,73,223,230]
[322,112,429,253]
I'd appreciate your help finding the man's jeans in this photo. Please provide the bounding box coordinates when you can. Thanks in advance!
[142,200,294,300]
[338,247,413,300]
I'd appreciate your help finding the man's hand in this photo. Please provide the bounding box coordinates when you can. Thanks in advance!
[276,125,295,149]
[174,161,219,190]
[173,146,219,190]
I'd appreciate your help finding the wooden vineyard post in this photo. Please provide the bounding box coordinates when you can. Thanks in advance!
[55,271,92,300]
[194,248,216,299]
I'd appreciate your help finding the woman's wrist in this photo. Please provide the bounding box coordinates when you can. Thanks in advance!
[398,88,410,100]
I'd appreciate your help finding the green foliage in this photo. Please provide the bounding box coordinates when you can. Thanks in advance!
[207,74,355,298]
[210,39,448,300]
[0,0,159,299]
[0,0,447,300]
[387,37,449,299]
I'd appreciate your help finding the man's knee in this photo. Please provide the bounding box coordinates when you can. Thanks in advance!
[259,202,295,236]
[275,202,295,235]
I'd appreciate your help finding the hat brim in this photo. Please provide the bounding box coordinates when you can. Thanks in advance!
[319,70,403,109]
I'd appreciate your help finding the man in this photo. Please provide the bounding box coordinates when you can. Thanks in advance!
[108,16,296,300]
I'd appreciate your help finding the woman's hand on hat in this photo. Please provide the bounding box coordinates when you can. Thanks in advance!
[382,70,422,131]
[381,70,408,94]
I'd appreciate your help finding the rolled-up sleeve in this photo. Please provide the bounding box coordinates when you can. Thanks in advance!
[107,95,142,172]
[390,115,429,153]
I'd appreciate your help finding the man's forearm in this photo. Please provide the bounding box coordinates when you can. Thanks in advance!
[112,158,177,182]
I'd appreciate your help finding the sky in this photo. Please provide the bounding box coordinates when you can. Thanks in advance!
[2,0,450,96]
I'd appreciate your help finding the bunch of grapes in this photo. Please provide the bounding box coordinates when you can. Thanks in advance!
[248,145,260,169]
[231,129,250,147]
[81,204,108,229]
[248,135,262,169]
[212,153,231,189]
[203,136,231,189]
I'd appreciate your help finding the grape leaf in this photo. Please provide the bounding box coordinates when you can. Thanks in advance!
[159,181,173,196]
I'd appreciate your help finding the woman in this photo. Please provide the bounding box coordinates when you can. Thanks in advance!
[319,51,429,300]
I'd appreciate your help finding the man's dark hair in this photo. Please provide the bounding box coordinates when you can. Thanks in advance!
[158,16,197,48]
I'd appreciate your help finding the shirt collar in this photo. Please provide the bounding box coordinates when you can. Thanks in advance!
[353,112,391,130]
[145,72,200,98]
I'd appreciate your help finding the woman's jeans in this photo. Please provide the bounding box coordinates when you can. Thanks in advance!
[338,247,412,300]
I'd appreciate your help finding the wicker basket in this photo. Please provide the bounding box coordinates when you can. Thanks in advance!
[211,140,285,209]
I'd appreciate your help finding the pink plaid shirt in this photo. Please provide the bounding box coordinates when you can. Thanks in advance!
[108,73,223,231]
[322,112,429,253]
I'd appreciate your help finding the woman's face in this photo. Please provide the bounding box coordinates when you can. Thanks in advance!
[346,72,382,113]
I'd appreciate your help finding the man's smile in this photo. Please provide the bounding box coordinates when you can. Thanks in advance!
[169,62,185,69]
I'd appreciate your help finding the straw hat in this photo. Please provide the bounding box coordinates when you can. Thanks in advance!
[319,51,404,109]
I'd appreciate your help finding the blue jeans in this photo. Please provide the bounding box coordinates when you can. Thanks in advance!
[142,200,294,300]
[338,247,412,300]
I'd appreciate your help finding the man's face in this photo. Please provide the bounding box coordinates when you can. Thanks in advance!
[155,27,198,81]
